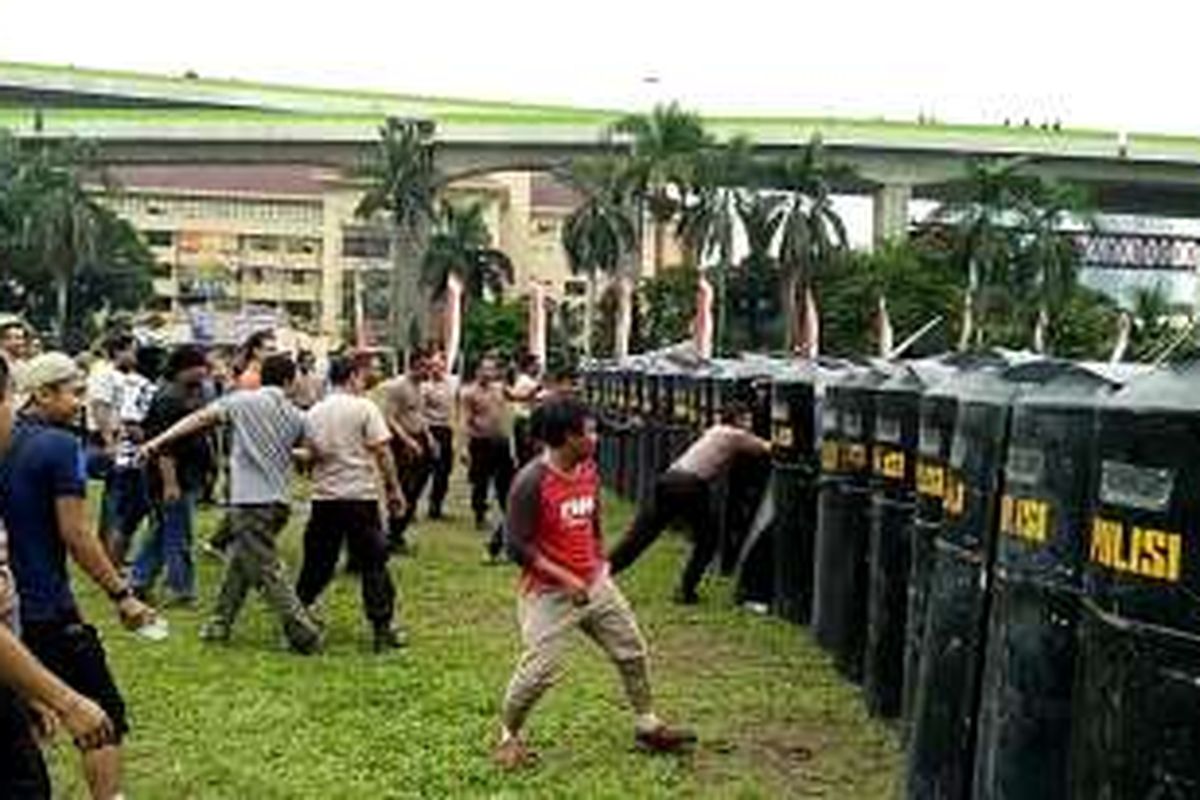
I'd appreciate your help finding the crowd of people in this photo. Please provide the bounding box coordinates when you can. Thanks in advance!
[0,316,773,796]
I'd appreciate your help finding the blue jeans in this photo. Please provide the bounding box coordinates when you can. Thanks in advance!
[100,467,151,563]
[132,491,197,600]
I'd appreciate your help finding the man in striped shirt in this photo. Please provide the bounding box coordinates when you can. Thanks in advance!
[142,354,322,654]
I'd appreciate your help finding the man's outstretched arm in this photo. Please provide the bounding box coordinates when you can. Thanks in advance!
[141,405,223,459]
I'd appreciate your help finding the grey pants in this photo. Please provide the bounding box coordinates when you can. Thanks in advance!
[211,504,320,651]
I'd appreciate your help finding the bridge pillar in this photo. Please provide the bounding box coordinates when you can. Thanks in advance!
[872,183,912,248]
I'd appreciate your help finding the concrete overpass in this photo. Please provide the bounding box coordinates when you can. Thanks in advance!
[4,61,1200,243]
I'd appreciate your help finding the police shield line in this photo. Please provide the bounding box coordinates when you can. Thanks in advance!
[583,350,1200,800]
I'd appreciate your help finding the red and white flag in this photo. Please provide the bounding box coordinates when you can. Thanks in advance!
[876,295,895,358]
[528,281,547,368]
[795,286,820,359]
[694,271,714,359]
[444,273,464,376]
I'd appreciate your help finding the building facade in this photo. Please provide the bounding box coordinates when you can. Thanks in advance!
[100,164,604,349]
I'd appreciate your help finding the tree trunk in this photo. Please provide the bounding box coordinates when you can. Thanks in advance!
[653,220,665,273]
[388,228,406,357]
[584,271,596,358]
[615,274,633,359]
[782,269,800,352]
[353,271,366,349]
[389,222,428,360]
[55,267,69,341]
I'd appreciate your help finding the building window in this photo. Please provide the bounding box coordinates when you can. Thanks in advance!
[145,230,173,248]
[290,270,308,285]
[286,301,316,324]
[241,234,279,253]
[285,237,321,256]
[342,229,390,259]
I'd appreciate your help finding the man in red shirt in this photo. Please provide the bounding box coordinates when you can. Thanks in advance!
[494,397,695,769]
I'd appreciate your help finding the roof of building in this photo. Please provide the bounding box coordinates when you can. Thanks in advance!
[108,164,333,196]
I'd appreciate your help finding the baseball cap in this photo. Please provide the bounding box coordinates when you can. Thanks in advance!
[18,352,85,393]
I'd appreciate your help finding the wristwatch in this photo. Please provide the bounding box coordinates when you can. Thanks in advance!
[107,585,133,603]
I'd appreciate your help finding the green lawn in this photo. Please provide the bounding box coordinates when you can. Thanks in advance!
[46,480,899,798]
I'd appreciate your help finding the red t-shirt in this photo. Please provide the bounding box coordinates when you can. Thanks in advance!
[506,457,605,594]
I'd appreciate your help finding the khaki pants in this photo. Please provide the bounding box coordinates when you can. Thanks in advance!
[502,575,652,733]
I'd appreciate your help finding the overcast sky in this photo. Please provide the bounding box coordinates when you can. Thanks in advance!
[1,0,1196,134]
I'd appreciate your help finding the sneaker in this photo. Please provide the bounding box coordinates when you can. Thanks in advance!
[635,724,698,755]
[199,621,231,643]
[373,626,409,653]
[492,736,538,770]
[286,633,323,656]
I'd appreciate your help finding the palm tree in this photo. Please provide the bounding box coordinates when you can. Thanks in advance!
[560,157,637,357]
[613,102,711,272]
[11,139,110,339]
[677,137,754,354]
[930,157,1032,348]
[1013,179,1092,349]
[774,138,850,351]
[1129,283,1174,360]
[421,201,514,312]
[354,117,438,354]
[732,192,785,350]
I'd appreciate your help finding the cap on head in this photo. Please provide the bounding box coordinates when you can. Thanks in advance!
[19,352,84,394]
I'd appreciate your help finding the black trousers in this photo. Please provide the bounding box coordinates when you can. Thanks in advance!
[513,417,540,468]
[296,500,395,629]
[388,441,432,548]
[428,425,453,516]
[21,617,130,742]
[0,686,50,799]
[468,436,515,525]
[609,469,717,598]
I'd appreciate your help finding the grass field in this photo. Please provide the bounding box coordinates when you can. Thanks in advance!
[45,480,899,798]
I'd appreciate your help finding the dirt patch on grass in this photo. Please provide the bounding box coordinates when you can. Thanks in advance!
[694,721,835,798]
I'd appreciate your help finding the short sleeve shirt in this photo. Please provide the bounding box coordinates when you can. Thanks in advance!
[114,372,155,468]
[421,377,456,427]
[0,418,87,623]
[217,387,305,506]
[85,363,119,434]
[306,392,391,501]
[382,376,427,437]
[143,381,210,495]
[507,458,605,594]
